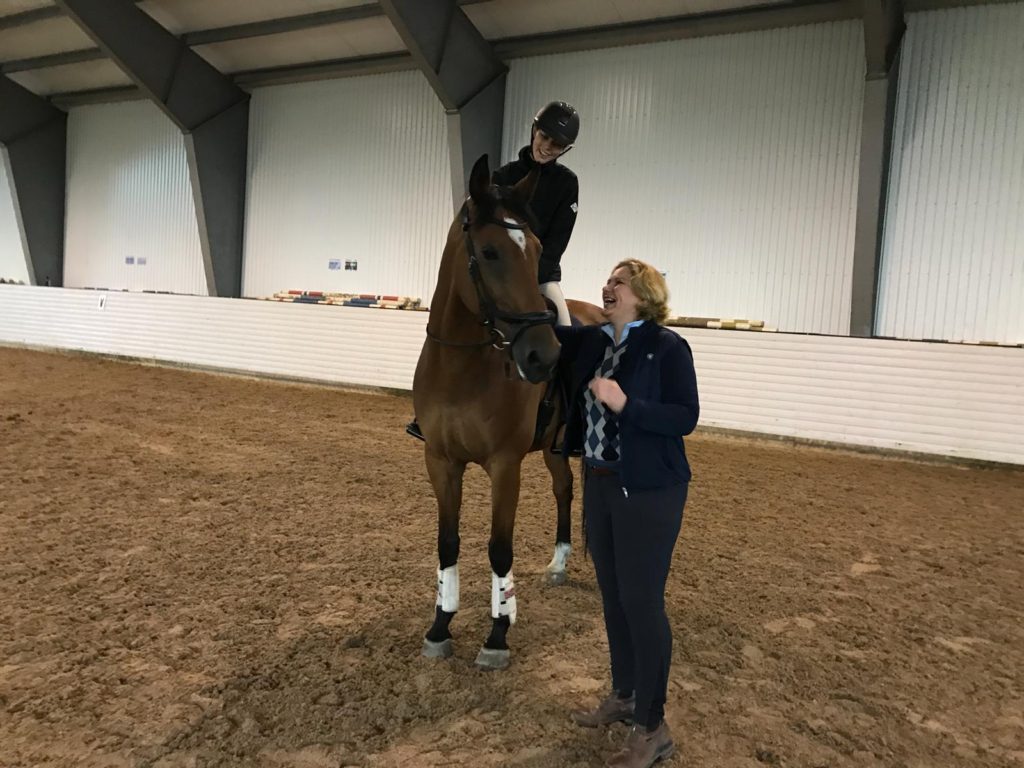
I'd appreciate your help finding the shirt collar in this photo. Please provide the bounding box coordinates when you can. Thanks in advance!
[601,319,645,346]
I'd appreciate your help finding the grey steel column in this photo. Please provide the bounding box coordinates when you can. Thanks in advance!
[850,0,905,336]
[56,0,250,297]
[0,76,67,287]
[380,0,508,209]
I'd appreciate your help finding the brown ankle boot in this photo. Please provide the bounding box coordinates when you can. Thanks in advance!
[570,692,635,727]
[605,721,675,768]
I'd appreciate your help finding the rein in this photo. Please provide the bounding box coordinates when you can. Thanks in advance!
[426,206,556,355]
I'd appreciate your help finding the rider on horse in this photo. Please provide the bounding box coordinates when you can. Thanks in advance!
[407,101,581,440]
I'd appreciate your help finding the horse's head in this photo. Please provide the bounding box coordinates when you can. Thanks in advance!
[448,154,559,384]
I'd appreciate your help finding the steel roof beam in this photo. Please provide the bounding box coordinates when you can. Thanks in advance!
[2,0,492,74]
[48,84,144,108]
[1,7,381,74]
[0,0,146,30]
[493,0,862,58]
[232,52,415,88]
[182,4,383,46]
[2,47,105,74]
[850,0,906,336]
[54,0,249,298]
[0,5,66,31]
[11,0,871,82]
[379,0,507,210]
[0,75,66,287]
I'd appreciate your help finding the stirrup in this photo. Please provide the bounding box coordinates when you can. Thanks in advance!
[406,420,425,441]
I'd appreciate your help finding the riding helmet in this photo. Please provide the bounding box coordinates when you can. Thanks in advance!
[532,101,580,147]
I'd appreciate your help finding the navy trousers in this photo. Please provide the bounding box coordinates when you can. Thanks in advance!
[583,469,688,730]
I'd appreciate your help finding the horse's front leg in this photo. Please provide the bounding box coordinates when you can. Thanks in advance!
[422,448,466,659]
[475,455,523,670]
[542,446,573,585]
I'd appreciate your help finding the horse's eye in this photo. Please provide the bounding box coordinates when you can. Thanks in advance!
[482,246,499,261]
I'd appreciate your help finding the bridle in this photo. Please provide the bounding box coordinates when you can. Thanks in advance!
[426,205,556,356]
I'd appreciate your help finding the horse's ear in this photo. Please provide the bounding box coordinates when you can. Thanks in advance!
[468,154,491,203]
[512,167,540,206]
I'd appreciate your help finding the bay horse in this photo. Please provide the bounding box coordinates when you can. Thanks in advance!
[414,154,579,670]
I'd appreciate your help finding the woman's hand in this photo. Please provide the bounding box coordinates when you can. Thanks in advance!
[589,377,627,414]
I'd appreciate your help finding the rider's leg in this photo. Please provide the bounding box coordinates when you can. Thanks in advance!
[540,281,571,326]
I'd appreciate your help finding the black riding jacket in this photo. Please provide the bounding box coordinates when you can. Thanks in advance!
[492,146,579,284]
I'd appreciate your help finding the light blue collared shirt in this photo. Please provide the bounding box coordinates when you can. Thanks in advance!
[600,319,645,347]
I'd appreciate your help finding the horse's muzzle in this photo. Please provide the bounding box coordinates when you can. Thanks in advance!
[512,325,560,384]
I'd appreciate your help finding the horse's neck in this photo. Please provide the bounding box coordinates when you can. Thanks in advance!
[429,239,485,345]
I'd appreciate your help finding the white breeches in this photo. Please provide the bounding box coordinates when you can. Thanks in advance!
[540,281,571,326]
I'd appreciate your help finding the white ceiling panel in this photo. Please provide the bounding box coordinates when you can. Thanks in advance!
[0,0,53,17]
[465,0,791,39]
[193,18,404,73]
[0,14,92,60]
[7,58,131,95]
[139,0,371,35]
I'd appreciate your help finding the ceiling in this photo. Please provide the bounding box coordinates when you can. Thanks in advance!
[0,0,977,106]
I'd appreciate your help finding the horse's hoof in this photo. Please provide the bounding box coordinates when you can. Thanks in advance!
[422,637,453,659]
[474,647,510,671]
[543,569,568,586]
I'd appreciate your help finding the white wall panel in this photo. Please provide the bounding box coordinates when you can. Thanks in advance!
[878,4,1024,345]
[243,73,452,303]
[503,21,864,334]
[0,286,425,391]
[64,101,207,295]
[0,151,31,284]
[3,285,1021,465]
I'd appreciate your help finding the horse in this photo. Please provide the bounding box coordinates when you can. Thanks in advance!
[413,153,588,670]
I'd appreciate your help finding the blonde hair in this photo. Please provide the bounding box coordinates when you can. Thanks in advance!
[613,259,670,324]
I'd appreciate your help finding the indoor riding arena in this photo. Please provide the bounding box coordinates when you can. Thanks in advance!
[2,1,1023,767]
[2,345,1022,768]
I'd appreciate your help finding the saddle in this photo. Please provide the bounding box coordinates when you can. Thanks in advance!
[532,301,582,456]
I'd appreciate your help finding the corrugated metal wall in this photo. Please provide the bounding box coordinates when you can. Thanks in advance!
[3,286,1022,465]
[503,21,865,334]
[243,72,452,303]
[64,101,207,295]
[0,151,30,284]
[0,287,425,391]
[878,4,1024,345]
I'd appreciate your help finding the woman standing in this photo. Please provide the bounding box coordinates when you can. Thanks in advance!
[557,259,699,768]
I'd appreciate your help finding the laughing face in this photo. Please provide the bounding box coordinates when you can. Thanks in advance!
[531,129,568,165]
[601,266,641,325]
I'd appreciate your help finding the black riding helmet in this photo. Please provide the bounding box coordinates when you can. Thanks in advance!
[532,101,580,148]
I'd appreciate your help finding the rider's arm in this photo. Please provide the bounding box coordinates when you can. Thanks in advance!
[539,175,579,269]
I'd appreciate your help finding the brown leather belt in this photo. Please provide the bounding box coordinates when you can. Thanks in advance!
[587,465,619,477]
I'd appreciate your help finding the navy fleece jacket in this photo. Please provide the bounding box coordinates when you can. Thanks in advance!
[556,320,699,490]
